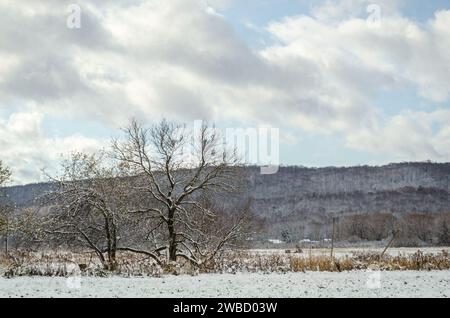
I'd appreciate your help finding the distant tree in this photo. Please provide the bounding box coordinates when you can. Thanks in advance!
[368,213,396,241]
[0,161,12,253]
[438,220,449,246]
[0,205,15,254]
[281,229,292,243]
[406,213,434,243]
[0,161,11,186]
[346,214,370,240]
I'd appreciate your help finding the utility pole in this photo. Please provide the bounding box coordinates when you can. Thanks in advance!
[330,217,337,258]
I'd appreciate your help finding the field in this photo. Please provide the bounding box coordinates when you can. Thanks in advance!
[0,247,449,298]
[0,271,448,298]
[250,247,449,257]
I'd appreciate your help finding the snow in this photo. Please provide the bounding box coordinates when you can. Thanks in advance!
[299,239,319,243]
[248,247,448,258]
[268,239,284,244]
[0,271,448,298]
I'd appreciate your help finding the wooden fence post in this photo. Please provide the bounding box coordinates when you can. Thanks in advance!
[380,230,398,259]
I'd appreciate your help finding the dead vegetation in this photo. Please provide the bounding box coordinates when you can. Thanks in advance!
[0,251,164,278]
[1,249,448,278]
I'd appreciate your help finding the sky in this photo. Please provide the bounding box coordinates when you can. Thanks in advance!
[1,0,450,184]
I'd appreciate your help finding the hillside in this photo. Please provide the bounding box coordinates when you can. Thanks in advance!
[1,162,449,241]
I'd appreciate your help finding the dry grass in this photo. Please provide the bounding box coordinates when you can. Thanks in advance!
[0,251,163,278]
[1,249,449,277]
[203,249,450,273]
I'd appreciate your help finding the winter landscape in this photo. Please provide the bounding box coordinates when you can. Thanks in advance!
[0,247,449,298]
[1,0,450,300]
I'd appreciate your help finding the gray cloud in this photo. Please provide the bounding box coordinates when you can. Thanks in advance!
[0,0,450,183]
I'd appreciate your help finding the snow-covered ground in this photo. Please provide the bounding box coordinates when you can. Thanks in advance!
[0,271,448,298]
[249,247,449,258]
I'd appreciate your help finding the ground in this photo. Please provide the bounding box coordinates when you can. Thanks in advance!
[1,247,448,298]
[0,271,449,298]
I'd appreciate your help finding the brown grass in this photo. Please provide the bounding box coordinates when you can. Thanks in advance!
[1,249,449,277]
[203,250,450,273]
[0,251,163,278]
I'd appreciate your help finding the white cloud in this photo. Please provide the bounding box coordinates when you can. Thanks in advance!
[263,3,450,159]
[0,110,104,184]
[347,109,450,161]
[0,0,450,183]
[311,0,402,23]
[267,4,450,103]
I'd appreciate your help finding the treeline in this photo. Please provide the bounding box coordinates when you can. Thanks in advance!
[337,212,449,246]
[245,162,450,197]
[273,212,450,247]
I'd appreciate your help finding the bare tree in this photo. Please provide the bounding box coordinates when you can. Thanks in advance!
[438,219,449,245]
[112,119,247,264]
[0,161,11,186]
[176,196,256,266]
[368,213,396,241]
[0,162,43,254]
[44,152,160,270]
[344,214,370,240]
[0,205,44,254]
[405,213,434,243]
[0,205,15,254]
[0,161,12,254]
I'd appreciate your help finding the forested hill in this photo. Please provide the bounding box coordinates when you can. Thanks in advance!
[1,162,450,215]
[246,162,450,197]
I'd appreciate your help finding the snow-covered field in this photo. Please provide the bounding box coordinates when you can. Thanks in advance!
[250,247,449,258]
[0,271,448,298]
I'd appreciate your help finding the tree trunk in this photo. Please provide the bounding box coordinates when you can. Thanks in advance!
[110,223,117,270]
[97,251,107,269]
[4,234,8,255]
[103,214,117,271]
[168,208,177,262]
[4,219,8,255]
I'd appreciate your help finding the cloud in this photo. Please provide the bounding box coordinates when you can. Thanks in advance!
[267,3,450,104]
[0,0,450,183]
[347,109,450,161]
[0,110,104,184]
[263,2,450,159]
[311,0,402,23]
